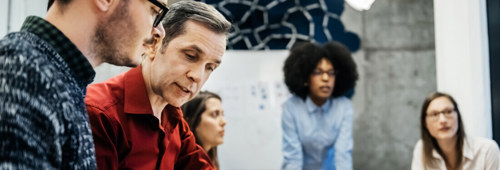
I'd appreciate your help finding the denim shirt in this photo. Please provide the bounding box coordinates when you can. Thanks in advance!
[281,95,353,170]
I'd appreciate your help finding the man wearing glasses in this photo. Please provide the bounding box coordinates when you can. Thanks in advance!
[0,0,167,169]
[85,1,232,169]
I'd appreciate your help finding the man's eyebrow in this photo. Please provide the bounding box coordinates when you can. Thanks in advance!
[186,45,203,54]
[214,59,221,65]
[185,44,222,64]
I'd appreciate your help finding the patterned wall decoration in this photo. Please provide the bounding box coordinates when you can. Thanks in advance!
[197,0,361,51]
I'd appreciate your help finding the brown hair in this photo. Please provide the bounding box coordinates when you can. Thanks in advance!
[420,92,465,169]
[181,91,222,169]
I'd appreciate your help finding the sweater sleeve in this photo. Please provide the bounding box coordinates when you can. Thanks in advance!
[0,44,62,169]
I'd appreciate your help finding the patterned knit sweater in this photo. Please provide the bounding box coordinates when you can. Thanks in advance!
[0,18,97,169]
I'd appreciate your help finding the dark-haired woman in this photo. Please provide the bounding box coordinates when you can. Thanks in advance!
[411,92,499,170]
[181,91,226,169]
[281,41,358,170]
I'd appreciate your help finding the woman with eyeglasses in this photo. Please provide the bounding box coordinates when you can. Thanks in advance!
[281,41,358,170]
[181,91,226,170]
[411,92,500,170]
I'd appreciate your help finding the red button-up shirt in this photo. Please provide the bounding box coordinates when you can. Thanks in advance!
[85,67,214,170]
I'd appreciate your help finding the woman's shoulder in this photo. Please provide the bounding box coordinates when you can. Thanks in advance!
[331,96,352,107]
[333,96,350,102]
[413,139,424,151]
[467,136,499,152]
[411,139,428,170]
[284,95,304,105]
[463,136,500,169]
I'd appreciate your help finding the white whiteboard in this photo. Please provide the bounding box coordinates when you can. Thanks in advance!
[202,50,291,169]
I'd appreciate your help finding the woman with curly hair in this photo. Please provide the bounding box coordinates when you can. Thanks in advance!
[281,41,358,170]
[181,91,227,169]
[411,92,499,170]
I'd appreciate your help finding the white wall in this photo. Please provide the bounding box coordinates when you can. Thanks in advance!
[434,0,492,138]
[202,50,290,169]
[0,0,48,37]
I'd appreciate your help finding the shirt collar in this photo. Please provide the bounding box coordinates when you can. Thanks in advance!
[124,66,155,114]
[21,16,95,85]
[431,148,441,159]
[305,96,331,113]
[123,67,184,121]
[431,136,473,160]
[463,136,473,160]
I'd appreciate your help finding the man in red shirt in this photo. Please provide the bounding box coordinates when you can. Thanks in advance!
[84,1,232,169]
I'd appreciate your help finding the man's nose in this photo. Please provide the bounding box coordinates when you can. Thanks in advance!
[152,22,166,40]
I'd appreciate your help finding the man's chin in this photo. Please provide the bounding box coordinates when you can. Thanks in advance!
[109,55,139,67]
[110,60,137,68]
[166,93,194,107]
[169,103,183,108]
[168,99,187,108]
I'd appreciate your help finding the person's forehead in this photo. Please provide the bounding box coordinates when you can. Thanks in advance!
[316,59,333,68]
[177,22,226,60]
[428,97,453,110]
[179,43,223,64]
[205,98,221,106]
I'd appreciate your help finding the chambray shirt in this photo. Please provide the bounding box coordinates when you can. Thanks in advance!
[281,95,353,170]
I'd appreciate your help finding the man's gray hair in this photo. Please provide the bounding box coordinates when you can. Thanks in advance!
[160,0,232,49]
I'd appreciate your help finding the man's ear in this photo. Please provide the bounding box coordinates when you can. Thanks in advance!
[94,0,114,12]
[145,39,161,60]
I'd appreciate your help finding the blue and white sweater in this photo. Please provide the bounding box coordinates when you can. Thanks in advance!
[0,16,97,169]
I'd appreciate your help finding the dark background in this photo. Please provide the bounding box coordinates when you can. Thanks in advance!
[488,0,500,144]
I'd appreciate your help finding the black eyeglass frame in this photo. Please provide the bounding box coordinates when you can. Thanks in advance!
[311,69,339,77]
[148,0,168,27]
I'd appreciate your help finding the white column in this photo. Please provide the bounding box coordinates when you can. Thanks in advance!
[434,0,491,138]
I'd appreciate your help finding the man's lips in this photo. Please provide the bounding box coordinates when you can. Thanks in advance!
[175,83,192,94]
